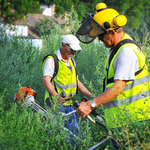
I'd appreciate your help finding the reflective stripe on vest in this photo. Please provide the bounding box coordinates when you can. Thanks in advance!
[51,81,77,97]
[104,75,150,109]
[51,82,77,90]
[103,33,150,128]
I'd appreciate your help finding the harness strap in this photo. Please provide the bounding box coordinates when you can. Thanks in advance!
[71,57,78,94]
[103,39,141,92]
[43,53,59,80]
[107,39,141,75]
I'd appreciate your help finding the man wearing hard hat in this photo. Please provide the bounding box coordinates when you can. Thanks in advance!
[76,2,150,149]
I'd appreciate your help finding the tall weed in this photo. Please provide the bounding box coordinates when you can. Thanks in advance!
[0,92,97,149]
[0,34,44,109]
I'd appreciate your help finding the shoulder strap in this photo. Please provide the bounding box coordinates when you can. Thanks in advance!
[103,39,142,91]
[43,53,59,79]
[71,57,78,94]
[71,57,77,74]
[108,39,141,69]
[71,57,76,67]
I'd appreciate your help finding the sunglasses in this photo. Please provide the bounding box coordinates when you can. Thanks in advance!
[98,33,106,41]
[66,45,76,53]
[98,31,111,41]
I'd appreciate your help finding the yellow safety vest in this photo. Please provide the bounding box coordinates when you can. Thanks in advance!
[104,33,150,128]
[42,53,78,106]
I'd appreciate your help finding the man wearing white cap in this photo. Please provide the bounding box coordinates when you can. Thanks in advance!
[42,34,92,137]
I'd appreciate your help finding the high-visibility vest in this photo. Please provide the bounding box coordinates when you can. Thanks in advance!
[42,53,78,106]
[104,33,150,128]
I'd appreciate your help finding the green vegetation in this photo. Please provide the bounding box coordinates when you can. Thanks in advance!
[1,0,150,44]
[0,0,40,24]
[0,9,150,150]
[34,17,62,37]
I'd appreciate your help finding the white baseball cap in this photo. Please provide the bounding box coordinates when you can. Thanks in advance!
[62,34,82,51]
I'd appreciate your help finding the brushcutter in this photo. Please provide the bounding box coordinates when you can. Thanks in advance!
[14,87,80,140]
[14,87,115,150]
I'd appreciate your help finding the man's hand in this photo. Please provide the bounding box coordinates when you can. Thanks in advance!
[77,80,127,118]
[54,95,66,105]
[76,101,92,118]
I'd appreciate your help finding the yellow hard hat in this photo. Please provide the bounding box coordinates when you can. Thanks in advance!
[93,7,127,34]
[76,3,127,44]
[96,2,107,12]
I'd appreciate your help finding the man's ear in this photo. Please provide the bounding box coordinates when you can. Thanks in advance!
[110,30,116,38]
[62,43,66,47]
[111,30,116,35]
[62,43,66,46]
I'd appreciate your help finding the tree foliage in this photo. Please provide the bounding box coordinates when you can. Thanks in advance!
[34,17,62,36]
[0,0,40,24]
[1,0,150,44]
[1,0,150,31]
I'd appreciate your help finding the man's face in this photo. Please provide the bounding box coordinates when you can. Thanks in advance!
[66,45,76,58]
[98,31,114,48]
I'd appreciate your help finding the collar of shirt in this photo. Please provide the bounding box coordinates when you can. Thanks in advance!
[56,49,70,66]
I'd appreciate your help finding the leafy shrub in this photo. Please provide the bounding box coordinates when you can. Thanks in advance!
[0,91,100,150]
[0,34,46,109]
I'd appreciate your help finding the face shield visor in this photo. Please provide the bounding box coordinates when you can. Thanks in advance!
[76,13,108,44]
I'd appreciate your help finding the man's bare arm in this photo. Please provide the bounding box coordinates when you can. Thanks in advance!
[76,80,126,118]
[43,76,58,97]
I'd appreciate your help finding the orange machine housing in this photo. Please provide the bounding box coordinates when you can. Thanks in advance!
[15,87,36,101]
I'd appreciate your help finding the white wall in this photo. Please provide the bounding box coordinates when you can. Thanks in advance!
[0,23,28,37]
[1,24,43,50]
[42,7,52,16]
[28,39,43,50]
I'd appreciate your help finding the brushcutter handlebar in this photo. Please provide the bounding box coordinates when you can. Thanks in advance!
[73,100,96,124]
[73,98,108,135]
[77,97,100,117]
[73,97,104,123]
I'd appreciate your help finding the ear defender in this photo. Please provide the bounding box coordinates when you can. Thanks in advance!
[103,15,127,30]
[113,15,127,27]
[104,22,110,29]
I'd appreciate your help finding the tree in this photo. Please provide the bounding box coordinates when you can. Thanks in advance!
[0,0,40,24]
[103,0,150,44]
[1,0,150,43]
[123,10,150,44]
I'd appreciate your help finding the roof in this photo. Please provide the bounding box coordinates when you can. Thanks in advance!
[8,12,67,39]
